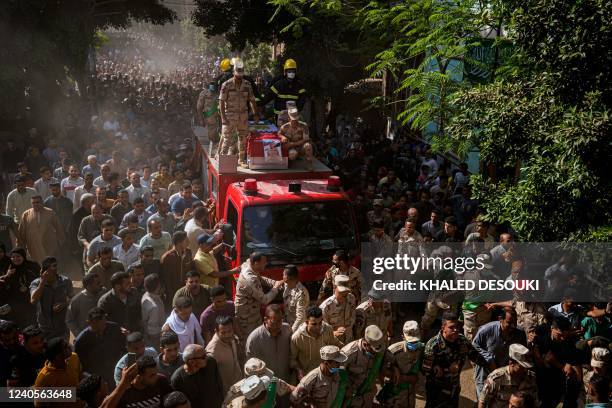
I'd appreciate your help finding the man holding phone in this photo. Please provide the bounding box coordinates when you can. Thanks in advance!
[114,332,158,386]
[30,256,73,341]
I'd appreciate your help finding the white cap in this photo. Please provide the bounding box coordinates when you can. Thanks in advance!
[232,58,245,70]
[364,325,385,352]
[240,375,268,400]
[334,275,350,293]
[509,343,533,368]
[403,321,421,342]
[244,357,273,377]
[320,345,348,363]
[591,347,609,368]
[288,107,300,120]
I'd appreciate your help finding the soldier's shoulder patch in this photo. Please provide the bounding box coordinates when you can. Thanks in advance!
[356,301,369,310]
[342,340,360,355]
[319,297,333,308]
[301,368,321,383]
[487,367,506,381]
[388,341,405,354]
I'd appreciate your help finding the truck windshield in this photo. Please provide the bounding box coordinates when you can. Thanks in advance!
[241,201,358,264]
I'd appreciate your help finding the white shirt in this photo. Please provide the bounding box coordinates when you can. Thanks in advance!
[113,243,141,269]
[61,177,85,204]
[34,177,58,200]
[5,187,38,223]
[125,184,151,205]
[73,184,96,211]
[185,218,206,255]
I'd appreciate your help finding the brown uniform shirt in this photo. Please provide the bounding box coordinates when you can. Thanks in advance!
[219,78,256,125]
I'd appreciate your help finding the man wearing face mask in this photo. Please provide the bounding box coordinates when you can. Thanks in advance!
[291,345,349,407]
[377,321,424,408]
[320,275,357,344]
[341,325,391,408]
[355,289,393,340]
[218,58,259,168]
[318,250,363,305]
[261,59,307,119]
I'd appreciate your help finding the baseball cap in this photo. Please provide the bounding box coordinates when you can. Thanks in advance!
[509,343,533,368]
[364,325,385,352]
[197,233,215,245]
[403,321,421,342]
[320,345,348,363]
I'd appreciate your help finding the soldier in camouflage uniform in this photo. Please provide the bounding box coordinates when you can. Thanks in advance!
[197,82,220,142]
[234,252,283,343]
[422,313,490,408]
[282,264,310,332]
[354,289,393,340]
[366,199,393,235]
[320,275,357,344]
[478,344,538,408]
[291,345,349,408]
[218,58,259,168]
[379,321,424,408]
[223,357,293,407]
[342,325,391,408]
[226,375,269,408]
[457,254,495,342]
[318,249,363,305]
[420,246,457,337]
[278,107,313,170]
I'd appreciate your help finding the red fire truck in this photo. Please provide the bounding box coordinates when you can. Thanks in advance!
[194,124,360,297]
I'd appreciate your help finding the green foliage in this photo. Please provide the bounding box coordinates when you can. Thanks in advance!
[450,82,610,241]
[193,0,371,100]
[359,0,507,138]
[503,0,612,106]
[446,0,611,241]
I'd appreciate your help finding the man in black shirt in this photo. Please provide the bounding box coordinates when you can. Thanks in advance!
[171,344,223,408]
[155,332,183,379]
[98,271,142,333]
[532,315,585,408]
[8,325,45,386]
[74,307,125,387]
[105,355,172,408]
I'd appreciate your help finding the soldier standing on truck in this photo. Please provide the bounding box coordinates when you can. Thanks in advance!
[196,82,220,143]
[218,58,259,168]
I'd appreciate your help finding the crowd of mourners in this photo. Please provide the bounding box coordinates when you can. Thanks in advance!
[0,29,610,408]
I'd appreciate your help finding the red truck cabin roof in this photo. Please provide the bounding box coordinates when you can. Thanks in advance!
[228,179,348,206]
